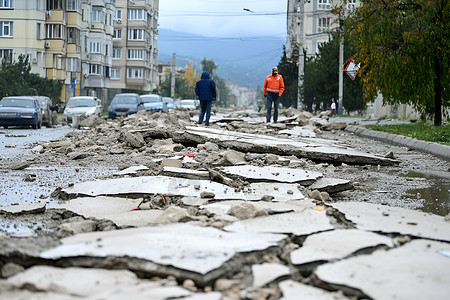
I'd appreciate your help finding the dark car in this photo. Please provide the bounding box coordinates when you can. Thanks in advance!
[0,96,43,129]
[108,93,144,119]
[140,94,168,113]
[33,96,57,127]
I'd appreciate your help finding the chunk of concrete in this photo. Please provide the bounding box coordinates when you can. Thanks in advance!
[55,197,164,227]
[330,202,450,242]
[162,166,210,180]
[225,209,333,236]
[247,182,305,201]
[41,223,286,276]
[279,126,316,138]
[220,165,322,184]
[290,229,394,265]
[61,176,247,201]
[3,265,192,300]
[113,165,149,175]
[0,203,45,215]
[252,263,290,288]
[308,178,353,194]
[279,280,340,300]
[316,239,450,300]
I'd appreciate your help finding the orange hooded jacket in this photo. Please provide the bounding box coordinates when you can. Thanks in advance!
[263,73,285,97]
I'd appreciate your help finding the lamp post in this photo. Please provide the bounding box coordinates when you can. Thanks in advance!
[297,0,305,110]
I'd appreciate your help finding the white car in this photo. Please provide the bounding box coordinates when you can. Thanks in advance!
[180,99,198,109]
[63,96,103,123]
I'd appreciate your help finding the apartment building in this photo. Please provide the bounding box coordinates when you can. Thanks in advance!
[109,0,159,99]
[0,0,159,104]
[286,0,359,60]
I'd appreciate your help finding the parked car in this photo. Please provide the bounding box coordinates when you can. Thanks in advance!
[140,94,168,113]
[63,96,103,123]
[33,96,57,127]
[162,97,178,110]
[0,96,42,129]
[108,93,144,119]
[180,99,198,109]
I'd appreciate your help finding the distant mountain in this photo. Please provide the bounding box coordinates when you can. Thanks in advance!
[157,29,286,89]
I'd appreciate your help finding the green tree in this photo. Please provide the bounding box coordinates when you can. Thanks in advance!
[0,54,62,102]
[200,58,217,77]
[158,74,195,99]
[277,46,299,109]
[345,0,449,125]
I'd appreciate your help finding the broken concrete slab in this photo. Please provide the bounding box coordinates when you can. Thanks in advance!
[113,165,149,175]
[220,165,322,185]
[247,182,305,201]
[279,126,316,138]
[224,208,334,236]
[279,280,347,300]
[162,166,210,180]
[2,265,195,300]
[61,176,247,201]
[40,223,286,279]
[330,202,450,242]
[316,239,450,300]
[252,263,290,288]
[290,229,394,265]
[0,203,46,215]
[308,178,353,194]
[169,126,398,165]
[55,197,164,227]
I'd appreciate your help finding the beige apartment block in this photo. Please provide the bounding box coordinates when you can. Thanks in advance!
[109,0,159,100]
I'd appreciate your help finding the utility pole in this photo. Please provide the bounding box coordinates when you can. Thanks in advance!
[171,53,176,98]
[338,2,344,115]
[297,0,305,110]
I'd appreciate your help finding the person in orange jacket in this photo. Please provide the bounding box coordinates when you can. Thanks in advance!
[263,67,285,123]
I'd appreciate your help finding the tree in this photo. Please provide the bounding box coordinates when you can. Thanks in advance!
[200,58,217,76]
[277,46,299,109]
[0,54,62,103]
[345,0,449,125]
[158,75,195,99]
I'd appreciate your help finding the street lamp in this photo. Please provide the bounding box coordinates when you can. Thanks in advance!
[338,3,344,115]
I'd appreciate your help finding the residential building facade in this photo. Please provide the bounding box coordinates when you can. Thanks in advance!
[109,0,159,100]
[0,0,159,104]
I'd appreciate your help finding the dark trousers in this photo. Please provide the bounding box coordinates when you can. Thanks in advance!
[266,92,280,123]
[198,100,213,125]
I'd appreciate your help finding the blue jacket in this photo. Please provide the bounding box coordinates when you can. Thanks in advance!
[195,72,216,101]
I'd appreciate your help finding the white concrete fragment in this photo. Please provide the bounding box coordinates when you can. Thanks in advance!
[330,202,450,242]
[316,239,450,300]
[252,263,290,288]
[309,177,353,194]
[225,209,333,236]
[290,229,394,265]
[4,265,191,300]
[247,182,305,201]
[0,203,45,214]
[41,223,286,275]
[279,280,340,300]
[162,166,210,179]
[279,126,316,138]
[61,176,247,200]
[55,197,164,227]
[113,165,149,175]
[220,165,322,184]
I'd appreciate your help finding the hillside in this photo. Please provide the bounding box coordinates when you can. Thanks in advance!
[157,29,286,89]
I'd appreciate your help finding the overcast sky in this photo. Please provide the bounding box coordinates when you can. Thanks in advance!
[158,0,288,38]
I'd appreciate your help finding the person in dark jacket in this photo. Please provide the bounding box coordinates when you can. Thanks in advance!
[195,71,216,126]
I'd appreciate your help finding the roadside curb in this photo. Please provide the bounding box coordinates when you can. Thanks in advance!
[345,125,450,162]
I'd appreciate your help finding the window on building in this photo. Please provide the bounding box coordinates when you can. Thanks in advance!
[115,9,122,21]
[67,27,80,43]
[89,64,101,75]
[113,29,121,39]
[318,0,331,9]
[46,24,64,38]
[66,0,79,11]
[127,67,144,79]
[0,21,13,37]
[0,0,14,9]
[0,49,12,62]
[111,68,120,80]
[128,9,147,21]
[104,66,110,78]
[47,0,62,10]
[89,42,101,53]
[127,49,146,60]
[66,57,78,72]
[105,43,109,56]
[318,17,330,32]
[92,8,104,23]
[128,29,144,40]
[36,23,41,40]
[112,47,121,59]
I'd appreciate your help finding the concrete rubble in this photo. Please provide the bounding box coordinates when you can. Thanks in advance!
[1,108,449,300]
